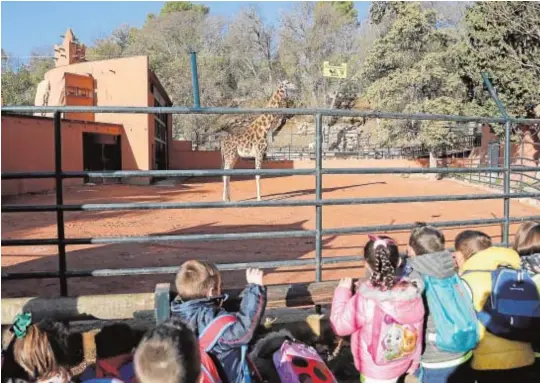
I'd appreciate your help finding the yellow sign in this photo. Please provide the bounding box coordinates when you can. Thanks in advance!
[323,61,347,79]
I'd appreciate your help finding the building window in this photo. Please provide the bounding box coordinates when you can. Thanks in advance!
[66,86,92,98]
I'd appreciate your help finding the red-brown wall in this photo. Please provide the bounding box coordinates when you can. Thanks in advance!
[169,140,294,170]
[1,115,122,196]
[43,56,151,171]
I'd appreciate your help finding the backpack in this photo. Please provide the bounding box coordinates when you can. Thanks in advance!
[83,380,124,383]
[368,303,423,366]
[272,339,337,383]
[198,315,257,383]
[463,266,540,342]
[423,274,480,353]
[81,359,135,383]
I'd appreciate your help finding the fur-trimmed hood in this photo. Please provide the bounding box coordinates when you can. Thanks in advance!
[357,279,421,302]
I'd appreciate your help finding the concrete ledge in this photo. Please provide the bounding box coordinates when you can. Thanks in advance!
[1,293,155,325]
[1,280,343,325]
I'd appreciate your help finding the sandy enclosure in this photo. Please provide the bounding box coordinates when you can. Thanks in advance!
[2,165,539,298]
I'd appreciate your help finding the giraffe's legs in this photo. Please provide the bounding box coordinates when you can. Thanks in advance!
[223,174,230,202]
[255,155,263,201]
[256,175,261,201]
[222,155,237,202]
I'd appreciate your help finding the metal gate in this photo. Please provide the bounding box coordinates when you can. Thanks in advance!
[2,73,540,297]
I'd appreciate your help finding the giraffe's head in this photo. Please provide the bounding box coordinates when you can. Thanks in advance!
[277,80,298,101]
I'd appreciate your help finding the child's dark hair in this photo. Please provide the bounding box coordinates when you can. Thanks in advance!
[134,317,200,383]
[455,230,492,260]
[364,235,400,290]
[409,222,445,255]
[95,323,135,359]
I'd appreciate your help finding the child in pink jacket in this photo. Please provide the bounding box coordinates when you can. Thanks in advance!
[331,234,425,383]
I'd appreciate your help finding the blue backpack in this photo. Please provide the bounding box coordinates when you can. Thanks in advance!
[463,266,540,342]
[423,274,480,353]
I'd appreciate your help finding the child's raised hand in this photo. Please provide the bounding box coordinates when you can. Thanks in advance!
[338,277,353,289]
[246,268,264,286]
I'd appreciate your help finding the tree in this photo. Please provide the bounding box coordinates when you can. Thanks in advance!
[460,2,540,118]
[225,6,277,100]
[361,2,471,158]
[160,1,209,16]
[86,25,137,60]
[315,1,358,24]
[127,10,232,139]
[1,49,54,106]
[279,2,364,108]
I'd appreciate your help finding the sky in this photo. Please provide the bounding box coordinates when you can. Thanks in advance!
[1,1,371,60]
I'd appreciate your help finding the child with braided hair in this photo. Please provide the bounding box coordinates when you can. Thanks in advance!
[330,234,425,383]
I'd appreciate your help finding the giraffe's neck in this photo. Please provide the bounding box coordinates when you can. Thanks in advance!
[251,88,287,134]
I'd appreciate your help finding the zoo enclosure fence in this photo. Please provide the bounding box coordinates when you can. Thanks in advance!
[189,126,482,161]
[2,74,540,298]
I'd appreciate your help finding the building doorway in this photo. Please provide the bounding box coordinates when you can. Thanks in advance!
[83,132,121,183]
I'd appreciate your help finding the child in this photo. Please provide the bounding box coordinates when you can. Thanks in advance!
[9,313,72,383]
[134,317,200,383]
[80,323,137,383]
[513,222,540,375]
[170,261,267,383]
[453,230,492,268]
[330,234,425,383]
[456,230,536,382]
[513,221,540,273]
[407,223,476,383]
[512,221,539,256]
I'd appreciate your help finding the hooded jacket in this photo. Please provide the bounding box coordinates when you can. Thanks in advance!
[406,251,471,365]
[170,284,266,383]
[521,253,540,356]
[460,247,535,371]
[331,279,424,381]
[521,253,540,275]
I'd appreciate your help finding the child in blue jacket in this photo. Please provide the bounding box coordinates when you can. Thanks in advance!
[171,260,266,383]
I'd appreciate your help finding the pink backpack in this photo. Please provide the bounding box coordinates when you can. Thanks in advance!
[368,303,422,366]
[272,339,338,383]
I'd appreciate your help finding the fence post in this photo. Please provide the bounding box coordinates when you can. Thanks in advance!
[289,129,293,161]
[315,113,323,283]
[521,140,524,184]
[482,73,511,245]
[190,51,201,109]
[54,111,68,296]
[154,283,171,324]
[503,121,512,245]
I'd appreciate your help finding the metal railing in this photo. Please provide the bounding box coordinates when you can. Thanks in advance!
[2,73,540,297]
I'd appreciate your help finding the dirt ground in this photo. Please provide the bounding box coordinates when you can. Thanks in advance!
[2,172,540,298]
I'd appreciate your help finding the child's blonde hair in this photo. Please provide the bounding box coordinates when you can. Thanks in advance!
[175,260,220,300]
[13,322,70,381]
[134,317,200,383]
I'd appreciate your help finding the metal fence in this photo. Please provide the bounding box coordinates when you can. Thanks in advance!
[191,126,482,162]
[2,73,540,297]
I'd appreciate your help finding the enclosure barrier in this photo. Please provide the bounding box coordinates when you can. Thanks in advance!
[2,74,540,299]
[1,280,340,325]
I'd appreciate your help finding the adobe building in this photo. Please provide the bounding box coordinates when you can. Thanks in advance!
[2,29,172,195]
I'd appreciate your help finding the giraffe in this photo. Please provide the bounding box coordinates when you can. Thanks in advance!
[220,80,297,202]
